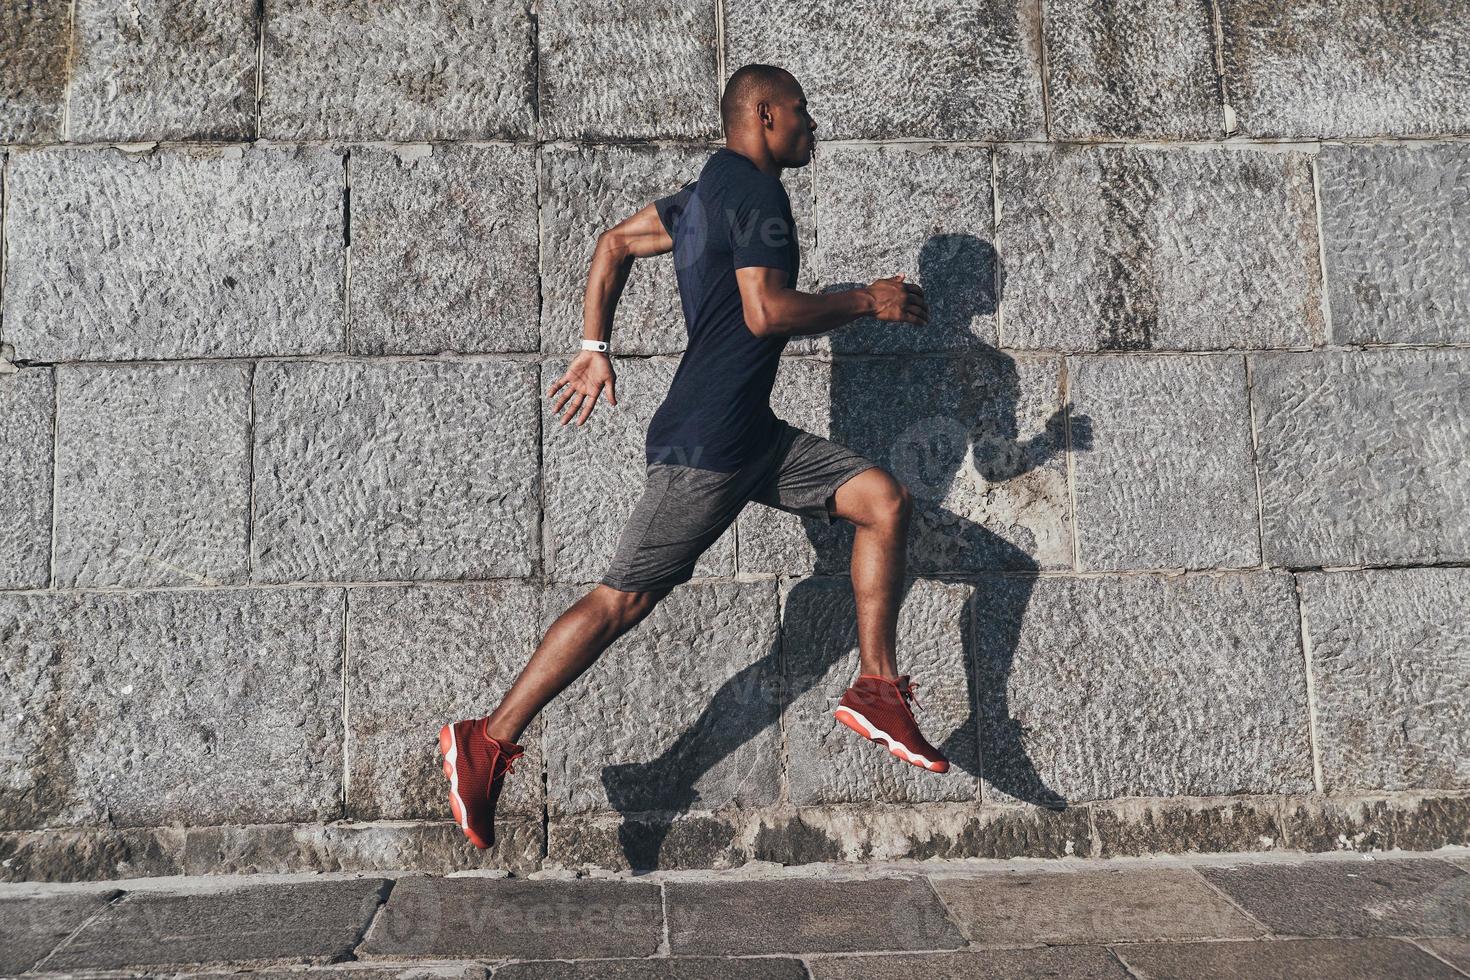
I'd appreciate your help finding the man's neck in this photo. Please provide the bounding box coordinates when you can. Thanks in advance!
[722,142,782,180]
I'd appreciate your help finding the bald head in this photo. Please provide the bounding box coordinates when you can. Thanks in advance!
[720,63,799,137]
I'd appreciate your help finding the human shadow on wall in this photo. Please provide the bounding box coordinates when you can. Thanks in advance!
[599,233,1089,870]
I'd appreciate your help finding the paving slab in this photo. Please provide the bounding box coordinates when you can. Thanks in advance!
[40,878,389,971]
[495,957,808,979]
[1199,858,1470,937]
[807,945,1131,979]
[665,877,966,955]
[930,868,1262,944]
[0,0,70,141]
[358,876,663,960]
[0,368,53,589]
[1113,937,1461,979]
[1420,937,1470,974]
[0,890,120,975]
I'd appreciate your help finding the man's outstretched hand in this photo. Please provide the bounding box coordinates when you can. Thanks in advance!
[548,350,617,426]
[867,273,929,326]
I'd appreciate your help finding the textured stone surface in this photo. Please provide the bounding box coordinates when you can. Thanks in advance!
[500,959,806,979]
[743,353,1072,575]
[359,877,663,959]
[666,877,967,954]
[1299,569,1470,793]
[791,143,998,355]
[974,572,1312,803]
[261,0,535,140]
[540,581,781,814]
[68,0,257,141]
[1251,350,1470,567]
[541,357,734,583]
[252,359,538,583]
[0,0,70,141]
[1318,143,1470,345]
[1280,794,1470,854]
[548,809,746,872]
[998,145,1323,351]
[1200,858,1470,937]
[4,145,344,361]
[1115,938,1461,980]
[1218,1,1470,138]
[0,890,120,975]
[348,144,539,355]
[0,588,343,830]
[782,577,980,806]
[1091,796,1285,858]
[53,363,251,588]
[1070,354,1258,571]
[724,0,1044,140]
[931,868,1261,943]
[345,582,544,821]
[1423,938,1470,974]
[538,0,719,139]
[0,369,53,589]
[806,947,1131,980]
[45,878,388,970]
[1044,0,1221,139]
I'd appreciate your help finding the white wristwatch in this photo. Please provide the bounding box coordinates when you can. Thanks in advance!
[581,339,610,353]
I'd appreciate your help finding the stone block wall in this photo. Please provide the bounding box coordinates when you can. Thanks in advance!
[1,0,1467,880]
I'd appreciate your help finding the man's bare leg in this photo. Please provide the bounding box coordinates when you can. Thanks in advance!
[483,584,671,744]
[830,468,914,679]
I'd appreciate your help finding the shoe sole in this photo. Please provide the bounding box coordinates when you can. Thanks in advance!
[438,723,491,849]
[833,706,950,773]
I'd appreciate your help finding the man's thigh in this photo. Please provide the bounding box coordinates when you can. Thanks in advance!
[600,462,756,592]
[749,423,881,526]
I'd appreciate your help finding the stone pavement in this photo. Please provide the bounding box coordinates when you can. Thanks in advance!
[2,850,1468,978]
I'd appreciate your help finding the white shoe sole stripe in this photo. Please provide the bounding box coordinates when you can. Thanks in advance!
[446,726,468,831]
[834,706,940,769]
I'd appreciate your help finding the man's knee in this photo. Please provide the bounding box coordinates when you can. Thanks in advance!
[592,582,671,630]
[842,467,912,528]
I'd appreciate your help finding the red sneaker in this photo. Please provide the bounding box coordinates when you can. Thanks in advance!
[438,717,526,849]
[833,673,950,773]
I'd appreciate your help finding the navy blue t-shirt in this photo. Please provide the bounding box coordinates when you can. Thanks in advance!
[644,147,800,471]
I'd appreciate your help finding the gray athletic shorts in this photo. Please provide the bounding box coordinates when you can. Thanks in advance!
[600,418,880,593]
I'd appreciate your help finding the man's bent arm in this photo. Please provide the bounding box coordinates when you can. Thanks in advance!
[736,267,926,339]
[582,202,674,343]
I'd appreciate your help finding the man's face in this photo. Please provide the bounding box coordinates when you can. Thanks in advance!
[770,86,817,167]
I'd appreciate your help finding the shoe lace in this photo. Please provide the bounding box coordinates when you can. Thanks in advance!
[897,676,923,711]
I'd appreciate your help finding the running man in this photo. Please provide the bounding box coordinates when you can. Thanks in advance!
[439,64,946,850]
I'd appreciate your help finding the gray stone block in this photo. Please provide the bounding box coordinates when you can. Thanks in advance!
[261,0,534,140]
[538,0,720,140]
[1070,353,1259,571]
[500,958,806,980]
[1116,938,1460,980]
[539,580,782,814]
[998,145,1323,351]
[348,143,539,355]
[1044,0,1222,139]
[807,947,1132,980]
[1251,350,1470,567]
[930,868,1262,943]
[251,359,538,583]
[0,587,344,829]
[743,352,1073,575]
[1298,568,1470,793]
[0,369,53,589]
[666,877,967,954]
[1218,1,1470,138]
[1279,794,1470,854]
[781,577,981,805]
[1090,795,1286,858]
[974,572,1313,803]
[724,0,1044,140]
[541,357,734,583]
[45,878,389,971]
[68,0,257,142]
[54,363,252,588]
[4,145,345,361]
[1423,938,1470,975]
[0,891,121,975]
[539,143,715,355]
[359,876,663,960]
[790,143,998,355]
[0,0,69,142]
[1199,857,1470,937]
[345,581,544,821]
[1318,143,1470,345]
